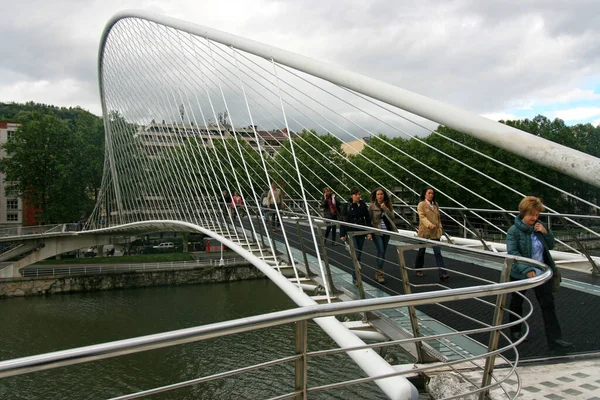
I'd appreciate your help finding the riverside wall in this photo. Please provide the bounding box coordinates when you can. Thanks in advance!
[0,265,265,298]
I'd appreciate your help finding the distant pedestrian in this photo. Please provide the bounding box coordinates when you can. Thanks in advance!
[369,188,397,284]
[322,187,339,245]
[340,187,372,285]
[222,190,232,218]
[232,192,243,217]
[507,196,572,351]
[267,183,284,231]
[260,190,269,219]
[415,187,449,280]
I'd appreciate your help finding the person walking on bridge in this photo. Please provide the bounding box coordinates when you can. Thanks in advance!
[322,187,339,245]
[507,196,572,351]
[415,187,449,280]
[340,187,372,285]
[369,188,397,284]
[267,182,283,232]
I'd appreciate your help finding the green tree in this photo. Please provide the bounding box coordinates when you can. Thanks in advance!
[269,130,347,199]
[0,110,104,223]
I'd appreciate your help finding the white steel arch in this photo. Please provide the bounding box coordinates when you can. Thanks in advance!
[100,10,600,188]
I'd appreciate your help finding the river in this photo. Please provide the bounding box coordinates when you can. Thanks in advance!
[0,280,404,399]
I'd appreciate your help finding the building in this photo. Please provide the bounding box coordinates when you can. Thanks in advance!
[341,137,371,156]
[134,121,292,158]
[0,122,24,227]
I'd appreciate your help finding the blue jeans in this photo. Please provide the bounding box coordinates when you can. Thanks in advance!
[415,239,447,276]
[351,235,366,281]
[324,214,338,241]
[372,235,390,270]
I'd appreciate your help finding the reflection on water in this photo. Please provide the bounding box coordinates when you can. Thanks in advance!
[0,280,409,399]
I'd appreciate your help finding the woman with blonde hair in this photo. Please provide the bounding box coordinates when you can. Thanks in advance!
[415,187,449,280]
[369,188,396,284]
[506,196,572,350]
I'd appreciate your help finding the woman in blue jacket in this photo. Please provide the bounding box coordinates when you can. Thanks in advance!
[507,196,572,350]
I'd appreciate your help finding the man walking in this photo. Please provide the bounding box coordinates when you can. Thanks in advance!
[267,182,283,231]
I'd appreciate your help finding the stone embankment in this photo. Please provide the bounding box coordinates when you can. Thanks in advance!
[0,264,265,298]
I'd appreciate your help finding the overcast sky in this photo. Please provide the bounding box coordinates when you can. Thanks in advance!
[1,0,599,127]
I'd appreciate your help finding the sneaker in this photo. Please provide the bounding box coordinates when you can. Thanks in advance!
[376,270,386,283]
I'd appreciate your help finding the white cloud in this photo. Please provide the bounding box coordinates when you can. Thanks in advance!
[549,88,600,104]
[552,107,600,121]
[1,0,600,124]
[480,112,520,122]
[0,78,100,114]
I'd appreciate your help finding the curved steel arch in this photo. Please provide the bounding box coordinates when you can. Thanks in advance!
[98,10,600,187]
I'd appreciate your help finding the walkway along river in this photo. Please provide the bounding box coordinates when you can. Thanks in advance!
[0,280,411,399]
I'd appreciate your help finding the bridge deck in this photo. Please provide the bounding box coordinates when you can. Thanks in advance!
[265,218,600,397]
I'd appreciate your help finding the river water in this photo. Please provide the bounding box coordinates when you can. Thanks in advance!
[0,281,400,399]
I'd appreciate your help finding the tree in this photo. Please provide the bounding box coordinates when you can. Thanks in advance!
[0,110,104,223]
[269,130,347,200]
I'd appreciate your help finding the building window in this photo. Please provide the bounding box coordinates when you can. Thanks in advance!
[6,212,18,221]
[7,131,14,141]
[6,199,18,210]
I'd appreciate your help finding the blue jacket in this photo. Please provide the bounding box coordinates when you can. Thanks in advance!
[506,215,556,280]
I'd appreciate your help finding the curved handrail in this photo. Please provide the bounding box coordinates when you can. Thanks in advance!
[0,262,548,378]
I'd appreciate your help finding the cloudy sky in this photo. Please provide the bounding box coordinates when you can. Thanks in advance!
[1,0,599,127]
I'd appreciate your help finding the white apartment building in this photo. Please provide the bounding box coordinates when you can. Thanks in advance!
[0,121,23,227]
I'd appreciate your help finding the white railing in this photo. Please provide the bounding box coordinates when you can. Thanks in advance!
[20,258,247,278]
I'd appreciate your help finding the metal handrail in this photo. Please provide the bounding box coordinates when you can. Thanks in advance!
[0,211,551,399]
[0,255,548,380]
[19,258,247,278]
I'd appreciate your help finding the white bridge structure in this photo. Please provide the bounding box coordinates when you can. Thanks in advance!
[1,10,600,400]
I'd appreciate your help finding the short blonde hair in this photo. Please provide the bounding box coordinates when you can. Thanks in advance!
[519,196,545,216]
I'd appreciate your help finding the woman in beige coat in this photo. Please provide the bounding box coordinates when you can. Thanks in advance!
[415,187,449,280]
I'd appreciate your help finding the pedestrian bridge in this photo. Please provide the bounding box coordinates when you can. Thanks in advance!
[1,10,600,399]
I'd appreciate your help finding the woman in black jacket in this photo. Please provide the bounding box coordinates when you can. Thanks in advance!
[340,187,372,284]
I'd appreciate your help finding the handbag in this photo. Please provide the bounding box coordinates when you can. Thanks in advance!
[552,269,561,292]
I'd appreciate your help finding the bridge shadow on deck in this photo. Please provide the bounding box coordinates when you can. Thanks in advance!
[262,219,600,362]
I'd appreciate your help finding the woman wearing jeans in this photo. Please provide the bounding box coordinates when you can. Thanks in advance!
[415,187,449,280]
[369,188,396,284]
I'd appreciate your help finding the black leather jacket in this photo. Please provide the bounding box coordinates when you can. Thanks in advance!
[340,199,371,237]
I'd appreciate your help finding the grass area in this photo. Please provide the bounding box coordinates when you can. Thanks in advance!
[35,253,196,265]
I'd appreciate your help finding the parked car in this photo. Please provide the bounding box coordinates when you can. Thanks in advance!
[152,242,175,249]
[83,247,97,257]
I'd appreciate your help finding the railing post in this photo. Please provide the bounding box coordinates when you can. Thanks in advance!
[294,320,308,400]
[316,223,338,294]
[557,215,600,275]
[479,258,513,400]
[458,210,491,251]
[270,235,279,266]
[257,210,266,248]
[396,244,428,363]
[347,233,366,301]
[295,219,312,277]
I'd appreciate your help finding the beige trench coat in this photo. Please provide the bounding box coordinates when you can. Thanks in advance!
[417,200,443,239]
